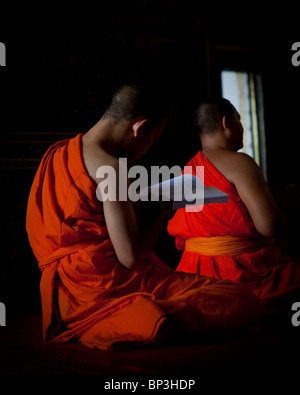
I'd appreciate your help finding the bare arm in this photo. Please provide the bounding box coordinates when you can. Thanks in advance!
[227,153,287,238]
[99,160,170,269]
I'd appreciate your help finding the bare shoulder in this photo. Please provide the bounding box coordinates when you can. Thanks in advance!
[226,151,259,170]
[224,152,263,186]
[203,149,261,185]
[229,151,261,172]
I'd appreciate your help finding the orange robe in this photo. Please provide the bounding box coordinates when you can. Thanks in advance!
[26,134,261,351]
[168,150,300,302]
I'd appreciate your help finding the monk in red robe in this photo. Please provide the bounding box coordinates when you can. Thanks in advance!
[26,85,261,351]
[168,97,300,305]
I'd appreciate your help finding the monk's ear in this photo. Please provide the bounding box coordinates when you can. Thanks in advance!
[132,119,149,137]
[221,115,229,130]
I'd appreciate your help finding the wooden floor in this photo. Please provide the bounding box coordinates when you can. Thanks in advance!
[1,310,299,385]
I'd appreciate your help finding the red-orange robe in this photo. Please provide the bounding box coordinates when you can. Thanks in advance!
[168,150,300,302]
[26,134,261,351]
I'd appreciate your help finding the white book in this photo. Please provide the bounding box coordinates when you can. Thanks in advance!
[140,173,228,210]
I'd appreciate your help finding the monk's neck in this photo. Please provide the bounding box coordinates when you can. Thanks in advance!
[85,119,127,158]
[200,135,236,152]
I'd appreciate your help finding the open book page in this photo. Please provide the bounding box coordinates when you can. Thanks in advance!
[140,173,228,210]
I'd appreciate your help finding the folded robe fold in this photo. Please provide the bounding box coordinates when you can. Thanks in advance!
[26,134,261,351]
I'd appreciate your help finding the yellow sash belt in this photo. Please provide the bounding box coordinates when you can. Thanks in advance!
[185,235,272,256]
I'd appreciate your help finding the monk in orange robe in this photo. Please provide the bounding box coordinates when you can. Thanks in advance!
[26,85,261,351]
[168,97,300,305]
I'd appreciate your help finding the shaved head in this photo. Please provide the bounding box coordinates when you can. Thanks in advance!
[103,84,167,129]
[194,97,236,134]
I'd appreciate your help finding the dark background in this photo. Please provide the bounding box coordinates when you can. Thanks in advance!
[0,1,300,314]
